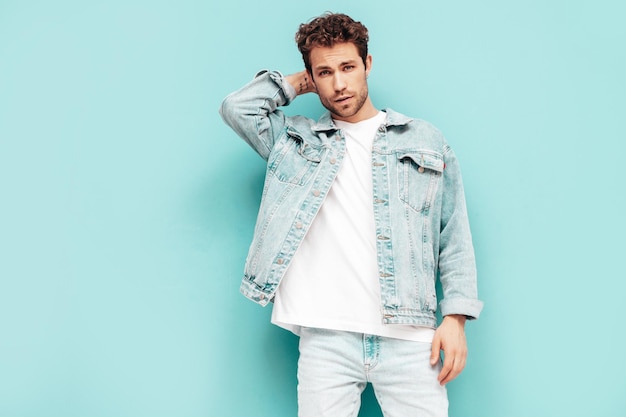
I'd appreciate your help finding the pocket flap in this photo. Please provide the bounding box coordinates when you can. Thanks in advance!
[396,151,444,173]
[286,127,323,163]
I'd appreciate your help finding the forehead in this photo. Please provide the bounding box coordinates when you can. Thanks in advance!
[309,42,361,68]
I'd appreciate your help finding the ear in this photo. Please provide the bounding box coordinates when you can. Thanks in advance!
[364,54,373,77]
[306,69,317,85]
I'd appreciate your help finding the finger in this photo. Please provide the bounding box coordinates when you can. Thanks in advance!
[430,337,441,366]
[440,353,466,385]
[440,358,458,385]
[438,351,454,383]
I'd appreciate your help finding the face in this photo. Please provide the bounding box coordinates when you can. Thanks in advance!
[308,42,376,123]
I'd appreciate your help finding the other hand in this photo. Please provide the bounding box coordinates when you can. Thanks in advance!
[430,314,467,385]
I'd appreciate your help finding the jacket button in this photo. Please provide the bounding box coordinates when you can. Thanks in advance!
[374,198,386,204]
[329,157,336,165]
[276,258,284,265]
[295,221,303,229]
[312,190,321,197]
[377,235,390,240]
[418,166,425,173]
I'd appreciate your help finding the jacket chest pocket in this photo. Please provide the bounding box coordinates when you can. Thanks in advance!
[268,131,322,186]
[396,151,444,213]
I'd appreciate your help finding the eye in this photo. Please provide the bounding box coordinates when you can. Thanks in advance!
[343,65,355,71]
[318,70,331,77]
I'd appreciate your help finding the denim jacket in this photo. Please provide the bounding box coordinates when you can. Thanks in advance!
[219,70,483,327]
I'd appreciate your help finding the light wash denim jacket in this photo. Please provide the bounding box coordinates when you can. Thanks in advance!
[220,70,483,327]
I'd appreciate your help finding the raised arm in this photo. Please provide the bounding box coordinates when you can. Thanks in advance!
[284,70,317,96]
[219,70,315,160]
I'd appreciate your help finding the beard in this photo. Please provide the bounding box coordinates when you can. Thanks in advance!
[318,82,369,122]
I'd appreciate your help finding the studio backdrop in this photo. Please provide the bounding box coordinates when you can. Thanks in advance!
[1,1,624,416]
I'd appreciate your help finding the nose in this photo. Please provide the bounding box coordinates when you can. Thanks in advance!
[333,73,347,92]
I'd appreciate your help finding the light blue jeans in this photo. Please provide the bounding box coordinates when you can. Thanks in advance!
[297,327,448,417]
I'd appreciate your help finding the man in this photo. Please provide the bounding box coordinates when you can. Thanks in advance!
[220,12,483,417]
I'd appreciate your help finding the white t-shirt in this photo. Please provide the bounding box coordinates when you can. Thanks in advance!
[271,111,435,343]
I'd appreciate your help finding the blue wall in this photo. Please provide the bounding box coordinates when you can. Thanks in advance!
[1,1,625,416]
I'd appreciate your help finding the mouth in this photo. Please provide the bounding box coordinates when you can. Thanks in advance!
[335,95,353,103]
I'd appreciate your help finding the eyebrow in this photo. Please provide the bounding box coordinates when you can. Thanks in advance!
[314,59,358,71]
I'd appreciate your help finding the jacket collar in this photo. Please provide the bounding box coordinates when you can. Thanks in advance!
[312,108,413,132]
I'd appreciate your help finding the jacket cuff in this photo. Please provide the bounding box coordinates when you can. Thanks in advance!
[440,297,484,320]
[254,69,297,105]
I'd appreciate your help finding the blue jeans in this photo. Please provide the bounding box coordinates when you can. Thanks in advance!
[297,328,448,417]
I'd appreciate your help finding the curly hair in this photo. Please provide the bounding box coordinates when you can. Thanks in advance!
[295,13,369,75]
